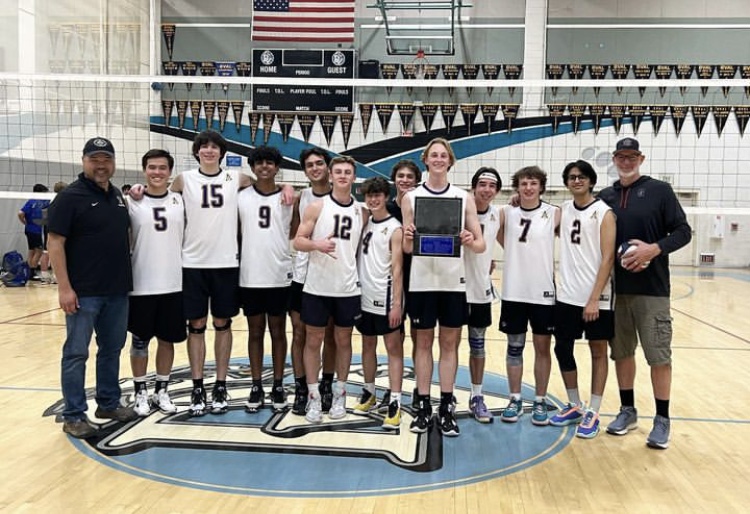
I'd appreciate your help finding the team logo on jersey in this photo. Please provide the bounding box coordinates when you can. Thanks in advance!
[542,210,549,219]
[45,361,571,497]
[590,211,599,220]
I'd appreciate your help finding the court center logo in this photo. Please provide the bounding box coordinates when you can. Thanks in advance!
[45,360,573,497]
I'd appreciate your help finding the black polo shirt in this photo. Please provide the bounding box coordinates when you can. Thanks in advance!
[48,172,132,296]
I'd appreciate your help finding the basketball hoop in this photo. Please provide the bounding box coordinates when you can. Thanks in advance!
[413,49,429,80]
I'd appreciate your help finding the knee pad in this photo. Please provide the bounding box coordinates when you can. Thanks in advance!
[187,323,207,335]
[468,326,486,359]
[506,333,526,367]
[213,318,233,332]
[554,338,577,372]
[130,336,150,358]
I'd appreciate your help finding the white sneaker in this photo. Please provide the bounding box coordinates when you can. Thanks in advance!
[328,390,347,420]
[133,390,151,417]
[305,394,323,423]
[151,389,177,414]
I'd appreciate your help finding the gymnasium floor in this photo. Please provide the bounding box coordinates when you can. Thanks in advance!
[0,266,748,513]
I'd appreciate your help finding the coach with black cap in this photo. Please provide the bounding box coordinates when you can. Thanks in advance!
[598,137,691,450]
[48,136,136,438]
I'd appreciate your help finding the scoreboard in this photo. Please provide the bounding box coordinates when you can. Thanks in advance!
[252,49,355,113]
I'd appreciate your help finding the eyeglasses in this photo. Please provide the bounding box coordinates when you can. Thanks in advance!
[567,175,588,182]
[614,154,641,162]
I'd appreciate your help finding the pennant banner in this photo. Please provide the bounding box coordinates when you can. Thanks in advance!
[190,100,202,130]
[481,104,500,134]
[697,65,716,97]
[236,62,252,92]
[400,63,417,94]
[176,100,188,129]
[200,61,217,92]
[231,101,245,132]
[460,104,479,135]
[161,100,174,126]
[423,64,440,95]
[262,112,276,144]
[609,104,626,135]
[376,104,395,135]
[566,64,586,95]
[419,104,439,133]
[204,100,216,130]
[676,64,695,95]
[503,64,522,97]
[712,105,731,136]
[611,64,631,94]
[718,64,738,97]
[161,24,175,60]
[397,104,416,133]
[588,64,609,97]
[162,61,179,91]
[670,105,688,136]
[654,65,675,97]
[319,114,337,147]
[217,101,230,132]
[481,64,500,95]
[462,64,479,96]
[380,63,399,94]
[628,105,647,135]
[215,61,236,94]
[277,113,295,142]
[691,105,710,137]
[442,64,460,97]
[249,112,261,144]
[297,114,316,143]
[633,64,654,97]
[180,61,198,92]
[359,103,373,138]
[440,104,458,133]
[568,104,586,134]
[589,104,606,134]
[340,114,354,149]
[650,105,668,136]
[734,106,750,137]
[502,104,519,133]
[741,66,750,98]
[548,104,565,133]
[546,64,565,96]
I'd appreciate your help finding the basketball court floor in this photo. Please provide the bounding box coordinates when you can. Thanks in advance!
[0,266,748,512]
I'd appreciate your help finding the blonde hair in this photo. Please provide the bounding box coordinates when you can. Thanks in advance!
[421,137,456,169]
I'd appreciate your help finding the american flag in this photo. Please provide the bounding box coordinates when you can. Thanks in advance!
[252,0,355,43]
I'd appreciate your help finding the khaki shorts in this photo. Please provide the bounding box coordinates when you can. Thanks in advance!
[610,295,672,366]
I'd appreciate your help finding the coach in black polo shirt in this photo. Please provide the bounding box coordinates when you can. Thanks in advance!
[48,137,137,439]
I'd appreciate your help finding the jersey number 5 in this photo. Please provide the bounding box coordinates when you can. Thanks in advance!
[153,207,168,231]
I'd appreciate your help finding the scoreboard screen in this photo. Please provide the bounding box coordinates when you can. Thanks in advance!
[252,49,354,113]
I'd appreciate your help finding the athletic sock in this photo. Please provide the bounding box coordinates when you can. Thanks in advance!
[619,389,635,408]
[655,398,670,418]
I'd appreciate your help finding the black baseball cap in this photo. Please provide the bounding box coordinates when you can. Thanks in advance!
[83,137,115,157]
[613,137,641,154]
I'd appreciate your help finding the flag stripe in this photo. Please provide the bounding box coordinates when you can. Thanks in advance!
[252,0,355,43]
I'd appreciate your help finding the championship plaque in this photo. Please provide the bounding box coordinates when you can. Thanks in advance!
[413,197,462,258]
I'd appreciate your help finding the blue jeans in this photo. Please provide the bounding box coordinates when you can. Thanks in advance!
[61,294,129,421]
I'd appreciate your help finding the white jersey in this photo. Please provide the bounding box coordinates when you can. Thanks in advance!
[238,186,293,288]
[303,193,364,297]
[358,215,402,315]
[465,204,502,304]
[558,199,614,310]
[407,183,468,293]
[128,192,184,295]
[180,167,241,268]
[292,188,328,284]
[501,201,558,305]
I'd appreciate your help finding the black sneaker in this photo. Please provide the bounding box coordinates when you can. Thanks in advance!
[271,385,288,411]
[291,385,308,416]
[409,399,432,434]
[189,388,207,417]
[320,379,333,413]
[95,405,138,422]
[211,384,229,414]
[438,398,460,437]
[244,384,264,413]
[375,389,392,413]
[411,387,419,410]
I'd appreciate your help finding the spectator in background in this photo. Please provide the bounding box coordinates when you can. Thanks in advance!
[18,184,50,280]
